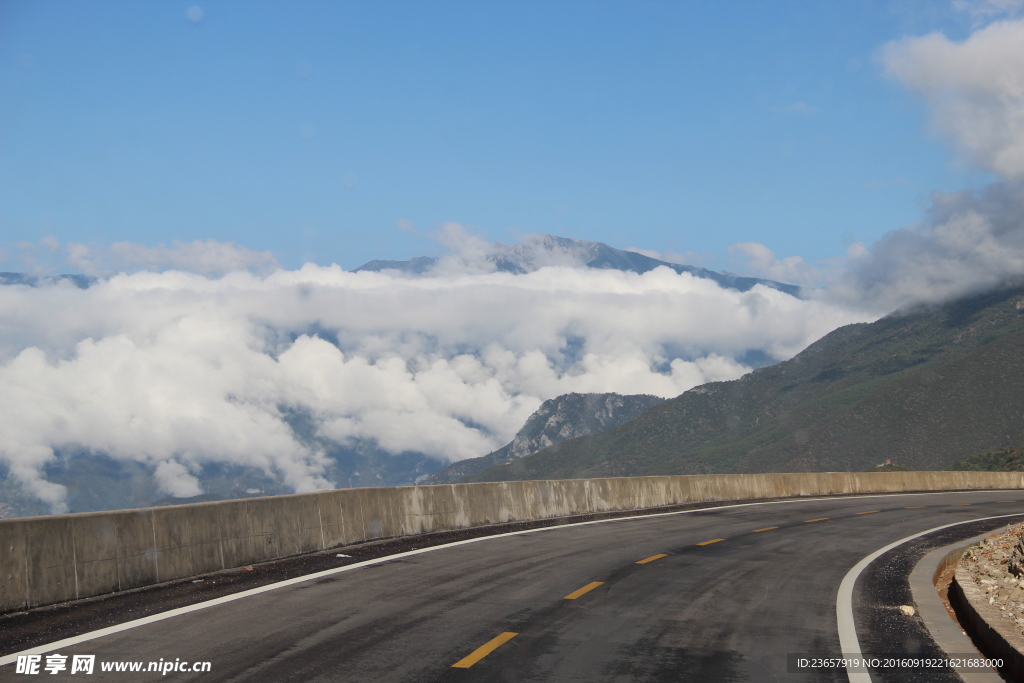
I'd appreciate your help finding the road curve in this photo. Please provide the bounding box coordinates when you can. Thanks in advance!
[2,491,1023,682]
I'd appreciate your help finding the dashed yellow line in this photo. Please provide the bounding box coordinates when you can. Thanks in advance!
[451,632,518,668]
[457,496,997,671]
[696,538,725,546]
[450,495,1017,670]
[564,581,604,600]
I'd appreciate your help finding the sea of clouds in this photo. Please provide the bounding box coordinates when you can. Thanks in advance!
[3,12,1024,512]
[0,252,865,511]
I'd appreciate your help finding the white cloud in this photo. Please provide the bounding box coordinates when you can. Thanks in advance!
[881,18,1024,180]
[734,13,1024,313]
[729,242,826,288]
[953,0,1024,21]
[40,235,60,253]
[0,263,870,512]
[64,239,279,276]
[154,461,203,498]
[430,222,501,274]
[730,180,1024,312]
[831,183,1024,310]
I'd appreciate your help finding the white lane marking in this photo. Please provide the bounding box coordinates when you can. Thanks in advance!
[0,489,1017,667]
[836,514,1022,683]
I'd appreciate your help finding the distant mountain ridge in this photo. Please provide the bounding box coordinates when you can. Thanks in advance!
[423,392,665,484]
[356,235,801,296]
[0,272,94,288]
[464,285,1024,482]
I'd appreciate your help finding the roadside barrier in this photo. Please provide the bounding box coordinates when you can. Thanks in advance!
[2,470,1022,614]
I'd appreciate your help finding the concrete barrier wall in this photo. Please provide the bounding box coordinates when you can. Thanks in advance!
[1,471,1022,614]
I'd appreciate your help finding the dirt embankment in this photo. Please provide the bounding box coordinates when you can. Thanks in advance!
[960,523,1024,634]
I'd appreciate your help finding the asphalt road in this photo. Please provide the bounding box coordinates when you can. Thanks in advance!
[3,491,1023,682]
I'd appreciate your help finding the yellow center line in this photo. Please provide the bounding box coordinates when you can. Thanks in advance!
[564,581,604,600]
[636,554,667,564]
[856,510,880,515]
[904,506,926,509]
[804,517,829,523]
[753,526,778,532]
[697,538,725,546]
[451,632,518,668]
[951,503,972,506]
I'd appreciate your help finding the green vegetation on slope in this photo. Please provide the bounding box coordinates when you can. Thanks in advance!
[423,393,664,484]
[465,285,1024,482]
[949,447,1024,472]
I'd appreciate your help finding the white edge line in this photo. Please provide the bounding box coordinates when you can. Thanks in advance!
[837,513,1023,682]
[0,489,1019,667]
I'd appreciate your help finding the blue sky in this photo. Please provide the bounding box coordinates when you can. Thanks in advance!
[0,0,996,273]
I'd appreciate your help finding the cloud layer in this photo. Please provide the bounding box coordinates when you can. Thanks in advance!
[732,184,1024,312]
[834,183,1024,309]
[0,264,868,511]
[881,17,1024,181]
[5,238,279,277]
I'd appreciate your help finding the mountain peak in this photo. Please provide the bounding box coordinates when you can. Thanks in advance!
[355,234,801,296]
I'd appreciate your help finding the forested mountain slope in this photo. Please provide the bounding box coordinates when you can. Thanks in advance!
[424,392,664,484]
[466,286,1024,481]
